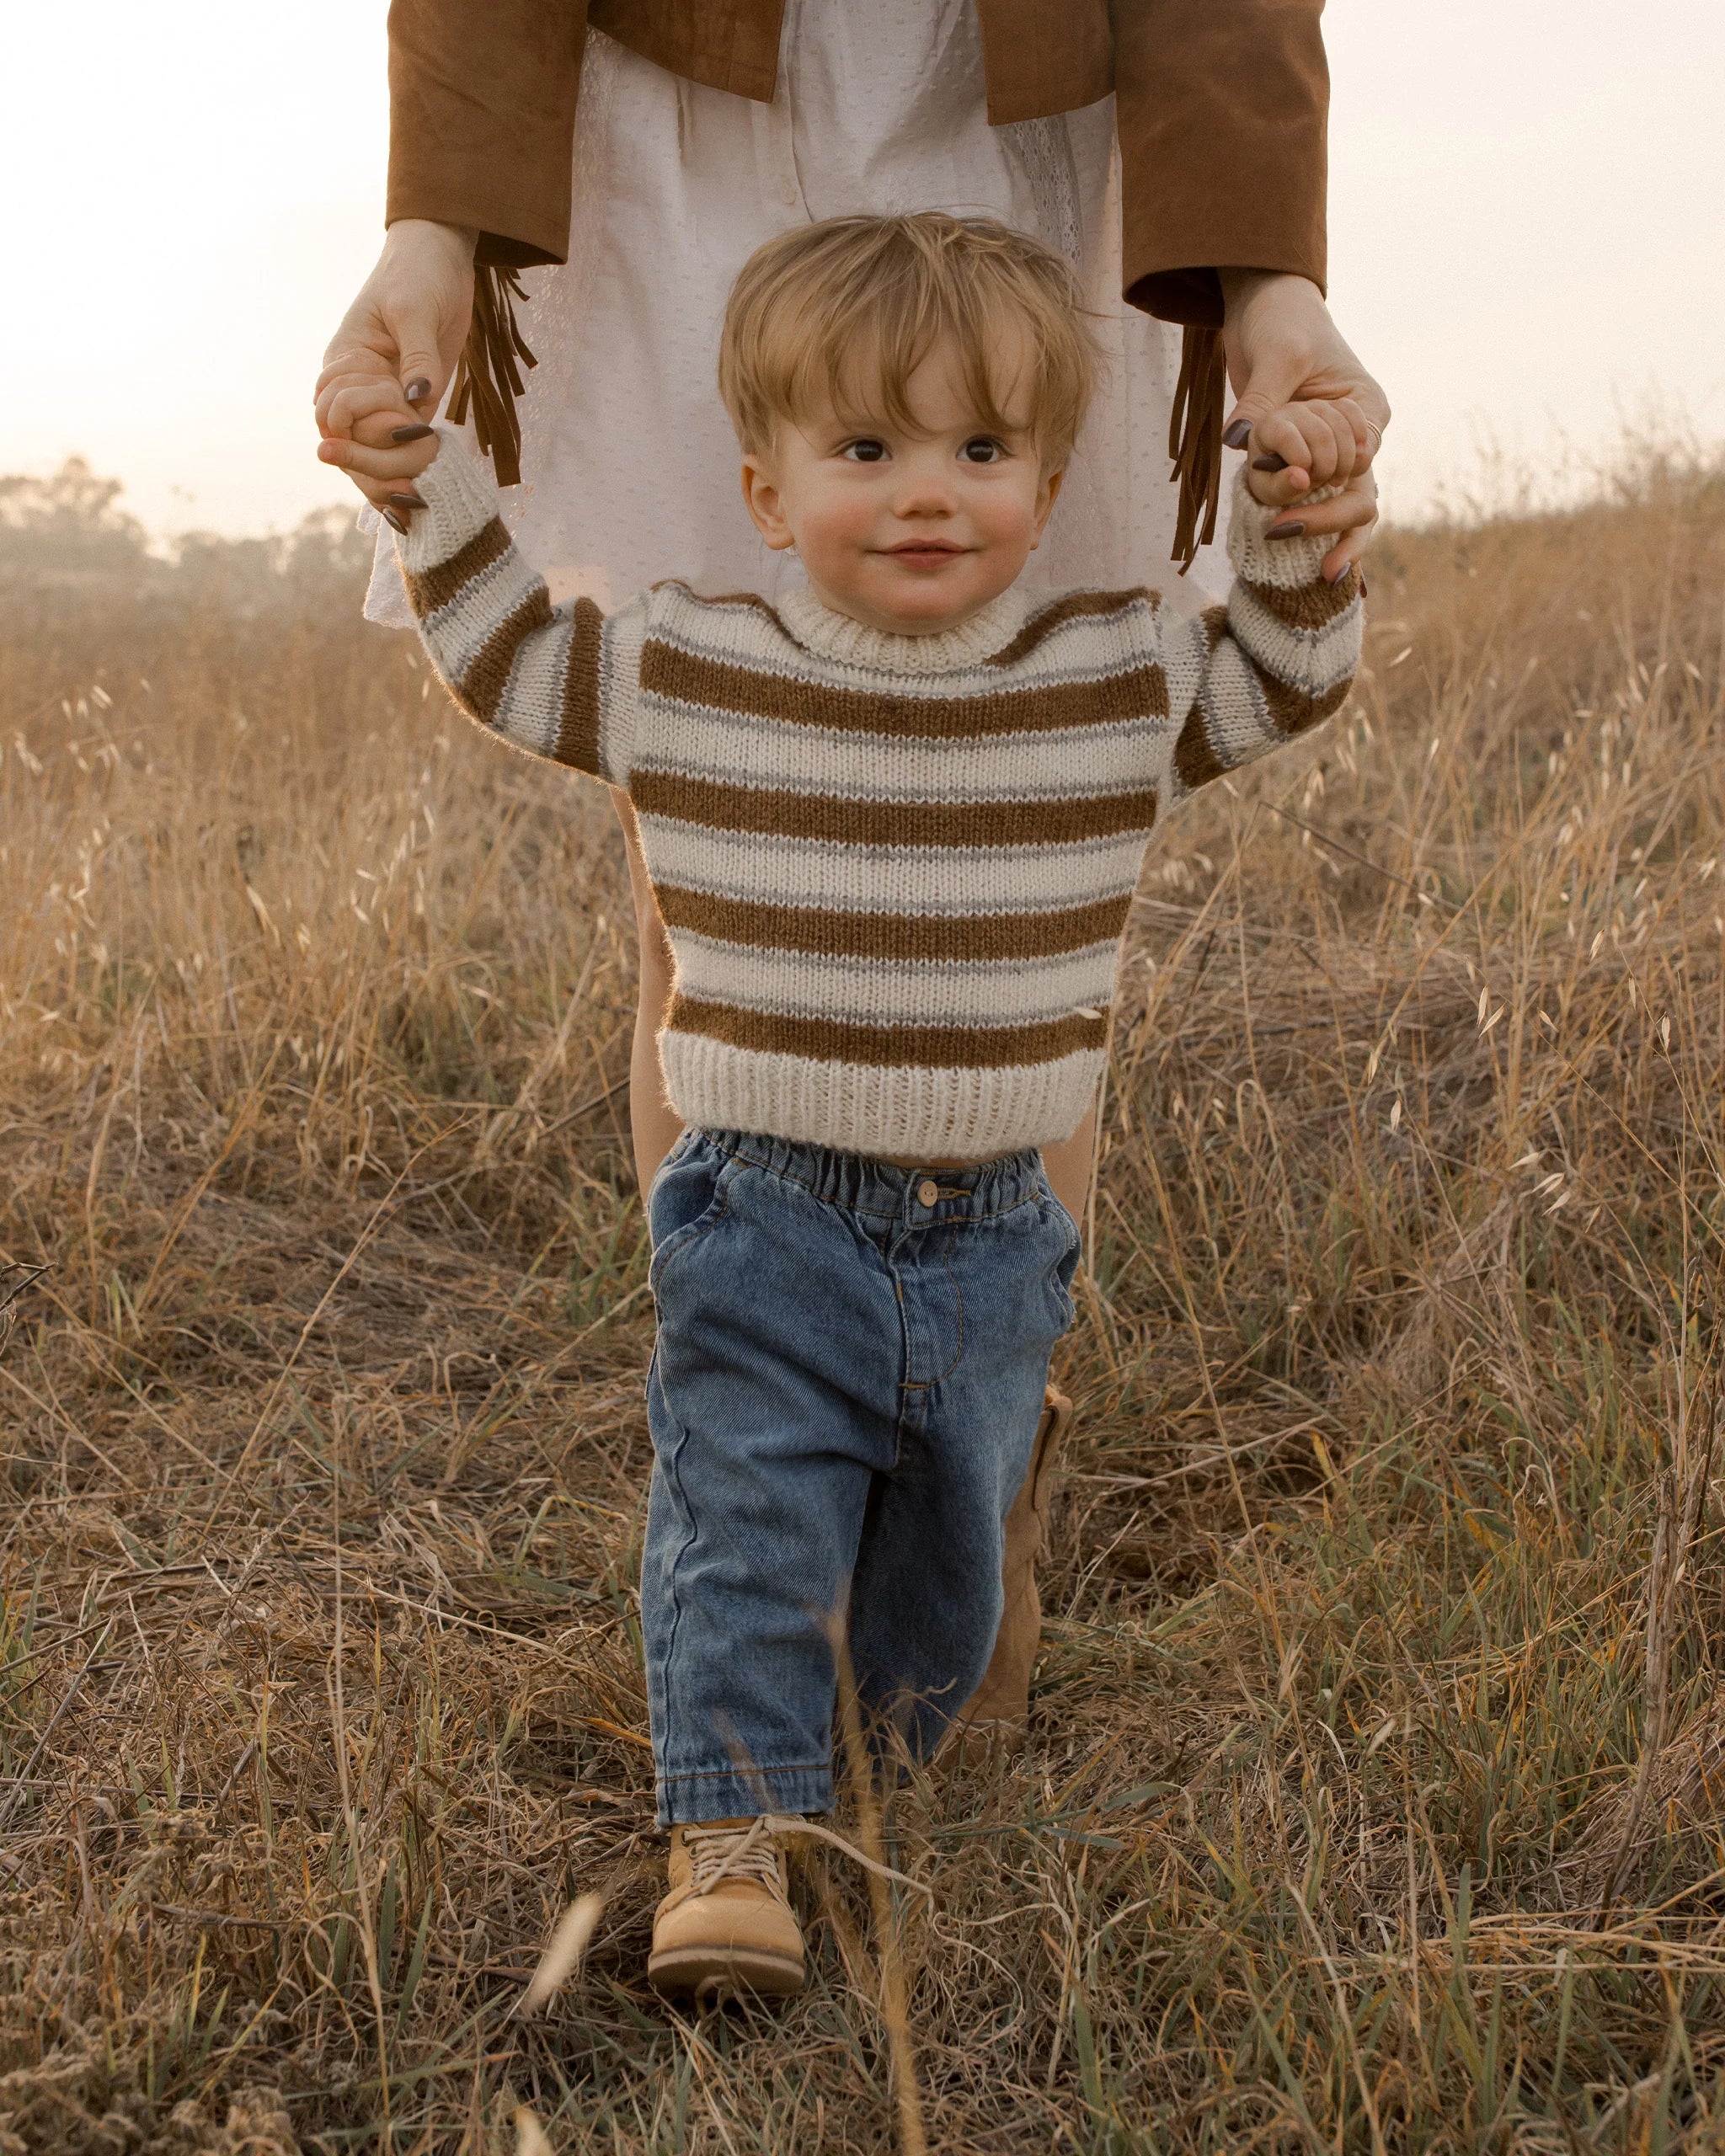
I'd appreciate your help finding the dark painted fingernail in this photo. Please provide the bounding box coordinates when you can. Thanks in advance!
[388,491,426,511]
[1252,453,1289,472]
[1327,559,1353,584]
[1222,419,1253,451]
[1267,521,1306,541]
[382,508,408,534]
[390,423,435,444]
[404,377,432,404]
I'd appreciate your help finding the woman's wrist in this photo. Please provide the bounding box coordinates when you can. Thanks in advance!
[384,216,480,261]
[1218,268,1322,322]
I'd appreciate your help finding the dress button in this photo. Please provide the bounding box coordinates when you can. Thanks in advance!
[917,1180,940,1208]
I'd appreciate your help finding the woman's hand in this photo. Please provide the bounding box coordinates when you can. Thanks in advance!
[313,219,476,513]
[1219,271,1390,582]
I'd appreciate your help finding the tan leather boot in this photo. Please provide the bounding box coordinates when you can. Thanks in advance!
[953,1385,1072,1745]
[648,1817,806,2000]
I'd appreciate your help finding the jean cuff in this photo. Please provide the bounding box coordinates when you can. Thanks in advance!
[655,1761,834,1828]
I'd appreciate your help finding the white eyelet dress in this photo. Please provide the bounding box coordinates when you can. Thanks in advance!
[364,0,1233,627]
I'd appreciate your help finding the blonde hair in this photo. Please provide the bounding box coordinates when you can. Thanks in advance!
[718,212,1098,469]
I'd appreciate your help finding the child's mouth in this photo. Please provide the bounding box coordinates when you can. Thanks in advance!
[885,542,964,568]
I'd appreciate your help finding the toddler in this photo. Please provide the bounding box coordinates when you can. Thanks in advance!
[383,214,1362,2001]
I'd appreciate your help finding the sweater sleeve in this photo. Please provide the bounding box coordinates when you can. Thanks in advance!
[392,428,635,785]
[386,0,588,269]
[1157,472,1362,804]
[1113,0,1328,326]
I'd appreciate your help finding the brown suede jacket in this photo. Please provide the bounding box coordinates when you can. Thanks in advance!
[384,0,1331,551]
[386,0,1329,327]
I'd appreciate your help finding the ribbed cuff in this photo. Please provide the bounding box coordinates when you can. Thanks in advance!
[1226,470,1338,589]
[394,425,502,576]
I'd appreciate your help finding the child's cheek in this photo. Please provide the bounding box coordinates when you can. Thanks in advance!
[796,494,876,580]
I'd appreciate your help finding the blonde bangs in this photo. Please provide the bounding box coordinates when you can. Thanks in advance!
[719,213,1099,467]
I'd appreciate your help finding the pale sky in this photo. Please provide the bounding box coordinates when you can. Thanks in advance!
[8,1,1721,537]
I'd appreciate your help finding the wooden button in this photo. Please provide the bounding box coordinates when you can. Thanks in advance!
[917,1180,940,1207]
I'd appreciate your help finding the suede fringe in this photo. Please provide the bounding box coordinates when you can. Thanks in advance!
[450,265,537,489]
[1168,323,1227,574]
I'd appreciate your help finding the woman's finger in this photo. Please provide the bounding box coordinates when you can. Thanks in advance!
[317,433,440,486]
[1271,485,1377,538]
[1322,506,1378,581]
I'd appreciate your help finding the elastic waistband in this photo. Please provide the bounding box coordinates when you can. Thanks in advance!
[697,1127,1046,1225]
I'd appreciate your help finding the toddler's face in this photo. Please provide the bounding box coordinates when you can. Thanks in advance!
[740,334,1063,636]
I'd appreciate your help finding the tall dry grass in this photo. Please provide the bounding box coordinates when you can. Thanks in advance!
[2,453,1725,2152]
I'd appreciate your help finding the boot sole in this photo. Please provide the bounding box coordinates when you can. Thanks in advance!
[647,1945,805,1999]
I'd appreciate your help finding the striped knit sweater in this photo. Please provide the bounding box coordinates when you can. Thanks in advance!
[395,428,1362,1160]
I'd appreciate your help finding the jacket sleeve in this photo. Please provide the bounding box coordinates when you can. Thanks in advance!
[393,429,636,785]
[1157,472,1361,806]
[1112,0,1328,326]
[386,0,589,269]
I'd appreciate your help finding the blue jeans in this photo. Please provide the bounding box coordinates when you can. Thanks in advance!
[642,1129,1081,1826]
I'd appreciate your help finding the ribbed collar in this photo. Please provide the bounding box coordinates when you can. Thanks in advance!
[775,584,1033,675]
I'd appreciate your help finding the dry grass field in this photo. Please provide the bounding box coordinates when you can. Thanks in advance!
[3,449,1725,2153]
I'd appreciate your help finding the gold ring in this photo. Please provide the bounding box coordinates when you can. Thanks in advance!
[1365,420,1384,456]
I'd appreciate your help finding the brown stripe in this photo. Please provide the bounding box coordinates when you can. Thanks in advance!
[403,517,513,620]
[676,587,792,628]
[1254,664,1354,739]
[633,771,1158,850]
[984,589,1150,667]
[667,996,1108,1070]
[458,587,554,724]
[1173,708,1226,792]
[553,595,606,775]
[639,642,1168,739]
[654,884,1134,962]
[1238,572,1360,632]
[1199,604,1231,653]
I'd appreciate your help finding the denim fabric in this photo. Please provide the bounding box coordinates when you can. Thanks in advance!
[642,1128,1081,1825]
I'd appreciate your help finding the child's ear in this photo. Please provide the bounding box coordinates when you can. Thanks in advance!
[740,456,794,552]
[1029,465,1065,550]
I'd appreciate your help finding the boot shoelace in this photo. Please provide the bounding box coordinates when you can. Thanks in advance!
[682,1815,933,1903]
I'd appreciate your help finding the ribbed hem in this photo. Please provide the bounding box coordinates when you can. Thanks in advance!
[660,1033,1103,1161]
[656,1763,833,1828]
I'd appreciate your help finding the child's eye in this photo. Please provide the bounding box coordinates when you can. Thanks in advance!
[841,438,889,463]
[959,437,1005,465]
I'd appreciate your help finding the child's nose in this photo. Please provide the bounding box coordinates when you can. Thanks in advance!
[892,471,958,518]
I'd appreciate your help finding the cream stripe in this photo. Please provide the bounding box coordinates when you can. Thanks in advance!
[629,707,1170,802]
[1199,640,1279,771]
[419,548,548,692]
[494,611,576,760]
[671,931,1119,1029]
[1160,611,1217,739]
[596,594,651,787]
[1227,583,1362,697]
[636,817,1155,914]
